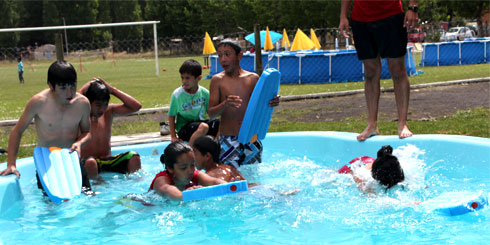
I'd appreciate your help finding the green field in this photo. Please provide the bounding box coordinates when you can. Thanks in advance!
[0,53,489,120]
[0,54,489,162]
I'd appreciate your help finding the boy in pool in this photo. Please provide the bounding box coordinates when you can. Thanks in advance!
[0,60,92,193]
[78,78,142,179]
[208,39,279,169]
[168,59,219,146]
[148,141,226,201]
[339,145,405,192]
[191,135,246,182]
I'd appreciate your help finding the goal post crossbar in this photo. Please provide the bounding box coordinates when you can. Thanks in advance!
[0,21,161,76]
[0,21,160,33]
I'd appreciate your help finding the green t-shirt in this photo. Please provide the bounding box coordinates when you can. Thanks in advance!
[168,86,209,132]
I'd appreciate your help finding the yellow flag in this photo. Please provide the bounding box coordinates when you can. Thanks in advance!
[203,32,216,55]
[310,28,321,50]
[290,28,315,51]
[264,26,274,51]
[282,28,290,48]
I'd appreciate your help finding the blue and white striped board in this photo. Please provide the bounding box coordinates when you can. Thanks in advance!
[33,147,82,203]
[182,180,248,202]
[238,68,281,144]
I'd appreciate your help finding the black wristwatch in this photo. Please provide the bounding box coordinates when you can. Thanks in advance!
[407,5,418,13]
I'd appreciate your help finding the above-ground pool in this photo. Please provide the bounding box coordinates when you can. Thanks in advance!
[420,39,490,66]
[1,132,489,243]
[209,48,419,84]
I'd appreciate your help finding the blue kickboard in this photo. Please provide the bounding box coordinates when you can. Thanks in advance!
[238,68,281,144]
[433,192,488,216]
[33,147,82,203]
[182,180,248,202]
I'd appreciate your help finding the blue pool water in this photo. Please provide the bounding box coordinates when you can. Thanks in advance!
[1,132,489,243]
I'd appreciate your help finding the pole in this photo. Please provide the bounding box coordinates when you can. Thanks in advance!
[55,33,64,61]
[254,24,263,76]
[154,23,159,76]
[63,17,69,57]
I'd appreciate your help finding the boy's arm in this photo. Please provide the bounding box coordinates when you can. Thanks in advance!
[168,115,179,142]
[99,78,142,115]
[70,96,91,154]
[1,97,39,177]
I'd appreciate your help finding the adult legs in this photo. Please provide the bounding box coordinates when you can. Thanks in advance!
[387,57,412,138]
[358,57,382,141]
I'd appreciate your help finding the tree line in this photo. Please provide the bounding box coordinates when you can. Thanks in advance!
[0,0,487,48]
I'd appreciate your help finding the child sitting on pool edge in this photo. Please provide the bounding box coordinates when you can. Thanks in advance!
[192,135,247,182]
[149,141,226,201]
[339,145,405,193]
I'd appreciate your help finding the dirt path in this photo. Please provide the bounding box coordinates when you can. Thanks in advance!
[274,81,490,122]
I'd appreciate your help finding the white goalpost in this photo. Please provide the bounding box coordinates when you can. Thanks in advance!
[0,21,161,76]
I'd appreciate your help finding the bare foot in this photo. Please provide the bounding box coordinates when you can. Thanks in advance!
[398,124,413,139]
[357,125,379,141]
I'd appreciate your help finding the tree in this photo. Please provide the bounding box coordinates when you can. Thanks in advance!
[0,0,20,48]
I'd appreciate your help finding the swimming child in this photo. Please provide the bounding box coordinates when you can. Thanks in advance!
[148,141,226,201]
[339,145,405,192]
[191,135,246,182]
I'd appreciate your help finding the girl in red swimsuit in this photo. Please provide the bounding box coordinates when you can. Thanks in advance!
[339,145,405,192]
[149,141,225,200]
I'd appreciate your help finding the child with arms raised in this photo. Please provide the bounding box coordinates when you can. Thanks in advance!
[148,141,225,201]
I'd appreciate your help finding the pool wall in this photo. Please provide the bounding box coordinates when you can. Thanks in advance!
[1,132,489,215]
[419,39,490,66]
[209,47,419,84]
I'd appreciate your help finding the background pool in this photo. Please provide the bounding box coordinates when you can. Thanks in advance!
[1,132,489,244]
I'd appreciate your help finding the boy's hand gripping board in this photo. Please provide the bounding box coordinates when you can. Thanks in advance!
[182,180,248,202]
[33,147,82,203]
[238,68,281,144]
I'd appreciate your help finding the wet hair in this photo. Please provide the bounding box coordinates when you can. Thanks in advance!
[217,39,242,55]
[371,145,405,190]
[47,60,77,89]
[160,141,193,170]
[179,59,202,78]
[84,80,110,103]
[192,135,220,163]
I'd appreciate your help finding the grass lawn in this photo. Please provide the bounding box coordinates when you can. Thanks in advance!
[0,53,489,162]
[0,53,488,120]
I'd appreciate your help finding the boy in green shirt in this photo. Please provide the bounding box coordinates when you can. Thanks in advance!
[168,59,219,145]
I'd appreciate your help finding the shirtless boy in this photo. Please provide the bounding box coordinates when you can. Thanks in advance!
[1,60,92,191]
[208,40,279,169]
[78,78,142,179]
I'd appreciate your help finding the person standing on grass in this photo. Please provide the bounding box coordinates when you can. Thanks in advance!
[18,57,24,84]
[1,60,93,194]
[339,0,418,140]
[167,59,220,146]
[78,78,142,179]
[208,39,280,169]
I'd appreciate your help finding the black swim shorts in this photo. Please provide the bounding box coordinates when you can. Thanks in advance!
[350,13,408,60]
[177,119,220,142]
